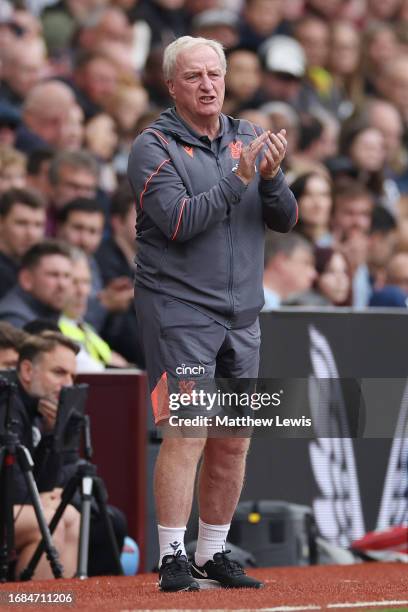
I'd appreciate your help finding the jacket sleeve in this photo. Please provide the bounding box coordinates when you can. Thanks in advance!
[259,169,298,232]
[128,133,248,242]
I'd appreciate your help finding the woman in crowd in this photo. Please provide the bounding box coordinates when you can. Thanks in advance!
[290,171,333,246]
[289,247,351,306]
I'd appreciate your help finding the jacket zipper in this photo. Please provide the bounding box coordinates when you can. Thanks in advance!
[215,153,234,316]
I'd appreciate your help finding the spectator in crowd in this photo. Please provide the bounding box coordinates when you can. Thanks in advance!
[306,0,343,20]
[293,14,339,112]
[331,178,374,306]
[339,117,395,210]
[259,101,300,174]
[59,104,85,152]
[0,240,72,328]
[290,247,351,306]
[367,205,398,289]
[365,0,402,22]
[56,198,133,332]
[192,9,240,49]
[0,101,21,148]
[262,233,316,310]
[0,321,27,369]
[328,20,363,120]
[0,187,46,299]
[0,145,26,194]
[26,148,54,201]
[68,53,119,121]
[107,84,149,176]
[294,15,330,71]
[239,0,287,51]
[15,80,76,155]
[261,35,321,115]
[95,183,135,283]
[60,247,128,371]
[129,0,187,50]
[223,47,262,116]
[142,47,172,109]
[95,181,145,366]
[290,171,333,246]
[366,98,408,194]
[362,23,400,97]
[47,150,99,235]
[0,37,46,109]
[84,113,119,194]
[370,252,408,307]
[291,115,336,168]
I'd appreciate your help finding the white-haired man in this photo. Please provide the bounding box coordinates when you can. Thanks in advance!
[128,36,297,592]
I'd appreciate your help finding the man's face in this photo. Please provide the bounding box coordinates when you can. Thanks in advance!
[0,347,18,369]
[226,50,261,101]
[79,58,118,105]
[58,211,104,255]
[20,255,72,311]
[333,196,373,236]
[53,165,98,208]
[0,203,46,260]
[8,45,45,98]
[64,257,92,320]
[0,163,26,193]
[244,0,284,37]
[167,45,225,125]
[263,72,301,104]
[283,246,317,295]
[21,345,76,403]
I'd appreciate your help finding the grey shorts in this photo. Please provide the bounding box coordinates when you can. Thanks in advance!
[134,287,261,424]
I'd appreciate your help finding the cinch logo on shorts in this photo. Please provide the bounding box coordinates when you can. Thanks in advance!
[176,363,205,375]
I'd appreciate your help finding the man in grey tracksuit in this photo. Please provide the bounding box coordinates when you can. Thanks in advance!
[127,35,297,592]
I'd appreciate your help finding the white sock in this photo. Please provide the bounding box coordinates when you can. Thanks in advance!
[158,524,187,566]
[194,518,230,567]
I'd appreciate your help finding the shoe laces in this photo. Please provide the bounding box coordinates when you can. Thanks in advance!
[215,549,245,576]
[164,549,191,577]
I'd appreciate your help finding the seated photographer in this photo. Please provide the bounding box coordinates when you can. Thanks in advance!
[6,331,80,579]
[11,330,127,577]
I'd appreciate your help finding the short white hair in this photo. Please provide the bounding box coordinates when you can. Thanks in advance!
[163,36,226,81]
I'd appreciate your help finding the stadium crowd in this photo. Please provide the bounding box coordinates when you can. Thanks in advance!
[0,0,406,366]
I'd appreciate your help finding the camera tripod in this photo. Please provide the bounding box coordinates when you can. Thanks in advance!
[20,414,123,580]
[0,381,63,582]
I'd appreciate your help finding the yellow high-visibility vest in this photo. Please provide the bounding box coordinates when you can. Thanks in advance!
[59,316,112,365]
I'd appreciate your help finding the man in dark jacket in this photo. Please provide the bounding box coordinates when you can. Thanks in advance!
[0,240,72,328]
[128,35,297,592]
[0,188,46,300]
[5,332,80,579]
[7,331,126,577]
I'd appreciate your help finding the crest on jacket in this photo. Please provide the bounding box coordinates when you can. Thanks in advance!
[229,140,243,159]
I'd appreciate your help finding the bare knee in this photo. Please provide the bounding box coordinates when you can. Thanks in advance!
[204,438,250,474]
[51,521,66,549]
[160,436,206,462]
[63,505,80,532]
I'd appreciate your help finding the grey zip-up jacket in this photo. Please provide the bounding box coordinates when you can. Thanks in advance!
[127,108,298,329]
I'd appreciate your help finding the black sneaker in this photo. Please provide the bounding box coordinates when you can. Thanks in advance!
[159,550,200,592]
[191,550,264,589]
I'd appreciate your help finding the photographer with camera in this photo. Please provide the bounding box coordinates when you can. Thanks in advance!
[8,331,80,579]
[9,329,127,577]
